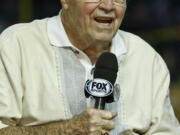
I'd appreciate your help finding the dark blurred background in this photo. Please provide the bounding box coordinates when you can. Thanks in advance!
[0,0,180,120]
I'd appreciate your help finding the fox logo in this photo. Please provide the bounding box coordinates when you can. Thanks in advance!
[85,79,113,97]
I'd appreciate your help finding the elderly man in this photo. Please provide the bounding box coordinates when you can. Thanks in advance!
[0,0,180,134]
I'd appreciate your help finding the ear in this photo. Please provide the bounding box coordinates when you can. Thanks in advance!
[61,0,68,9]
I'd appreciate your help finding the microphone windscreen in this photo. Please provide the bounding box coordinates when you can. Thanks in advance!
[94,52,118,85]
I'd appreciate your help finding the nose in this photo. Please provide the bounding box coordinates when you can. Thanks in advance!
[99,0,115,12]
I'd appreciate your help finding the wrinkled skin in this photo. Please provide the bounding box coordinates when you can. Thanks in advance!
[61,0,126,64]
[64,108,117,135]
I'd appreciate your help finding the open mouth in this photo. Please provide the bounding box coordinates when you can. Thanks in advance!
[94,17,113,24]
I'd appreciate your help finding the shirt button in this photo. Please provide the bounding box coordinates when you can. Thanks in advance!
[91,67,95,75]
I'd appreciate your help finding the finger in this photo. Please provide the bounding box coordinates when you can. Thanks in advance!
[86,109,117,120]
[98,110,118,120]
[90,129,110,135]
[89,126,102,132]
[89,125,111,135]
[89,127,102,135]
[96,119,115,130]
[111,112,118,119]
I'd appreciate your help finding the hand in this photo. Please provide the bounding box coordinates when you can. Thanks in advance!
[65,108,117,135]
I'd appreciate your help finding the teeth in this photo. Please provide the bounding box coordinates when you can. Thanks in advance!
[95,17,113,23]
[95,17,110,20]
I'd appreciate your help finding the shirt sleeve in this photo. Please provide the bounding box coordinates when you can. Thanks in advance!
[145,53,180,135]
[0,28,23,129]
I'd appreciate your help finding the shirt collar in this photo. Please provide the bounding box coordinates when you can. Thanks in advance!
[47,11,74,48]
[47,11,127,57]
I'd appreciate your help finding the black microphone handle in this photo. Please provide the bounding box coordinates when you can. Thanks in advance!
[94,97,106,110]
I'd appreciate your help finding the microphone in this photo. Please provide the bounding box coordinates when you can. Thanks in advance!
[84,52,118,110]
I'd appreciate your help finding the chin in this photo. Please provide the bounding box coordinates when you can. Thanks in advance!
[93,32,114,42]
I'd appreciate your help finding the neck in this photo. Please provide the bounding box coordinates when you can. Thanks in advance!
[83,43,111,64]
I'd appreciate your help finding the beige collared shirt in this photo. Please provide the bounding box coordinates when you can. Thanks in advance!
[0,12,180,135]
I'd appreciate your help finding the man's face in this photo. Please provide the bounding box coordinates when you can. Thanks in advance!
[63,0,126,43]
